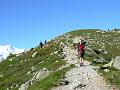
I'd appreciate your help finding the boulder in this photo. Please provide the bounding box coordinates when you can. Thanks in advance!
[104,69,110,73]
[93,58,107,63]
[101,60,114,69]
[32,52,38,58]
[113,56,120,70]
[35,69,50,80]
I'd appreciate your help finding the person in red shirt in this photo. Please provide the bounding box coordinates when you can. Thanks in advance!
[78,40,85,66]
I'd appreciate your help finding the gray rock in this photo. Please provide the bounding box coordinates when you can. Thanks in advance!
[31,66,36,71]
[19,81,29,90]
[6,88,9,90]
[9,58,13,61]
[9,64,13,67]
[55,60,58,63]
[32,52,38,58]
[60,42,65,47]
[104,69,110,72]
[27,71,31,75]
[20,60,23,63]
[54,51,58,54]
[0,74,4,77]
[24,59,27,62]
[42,67,48,71]
[33,70,50,82]
[39,61,43,64]
[93,58,107,63]
[16,84,19,88]
[101,60,114,68]
[113,56,120,70]
[104,51,108,54]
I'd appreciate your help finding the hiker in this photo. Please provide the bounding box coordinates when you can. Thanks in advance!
[77,40,85,66]
[39,41,43,48]
[44,40,47,44]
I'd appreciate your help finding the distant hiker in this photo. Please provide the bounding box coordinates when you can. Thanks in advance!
[44,40,47,44]
[39,41,43,48]
[77,40,85,66]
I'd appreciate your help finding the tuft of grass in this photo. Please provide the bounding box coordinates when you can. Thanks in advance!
[98,67,120,85]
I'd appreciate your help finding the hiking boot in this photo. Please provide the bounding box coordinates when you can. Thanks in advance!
[80,63,84,67]
[80,64,82,67]
[80,63,83,67]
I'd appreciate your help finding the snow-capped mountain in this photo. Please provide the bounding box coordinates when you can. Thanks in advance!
[0,45,25,61]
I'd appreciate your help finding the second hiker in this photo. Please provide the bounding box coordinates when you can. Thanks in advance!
[39,41,43,48]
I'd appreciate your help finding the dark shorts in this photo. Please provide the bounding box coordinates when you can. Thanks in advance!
[78,49,85,58]
[79,52,84,58]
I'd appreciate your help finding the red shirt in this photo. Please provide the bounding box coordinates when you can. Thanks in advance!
[79,44,85,53]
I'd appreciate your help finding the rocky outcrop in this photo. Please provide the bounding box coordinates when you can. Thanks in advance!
[101,59,114,69]
[113,56,120,70]
[101,56,120,70]
[19,68,50,90]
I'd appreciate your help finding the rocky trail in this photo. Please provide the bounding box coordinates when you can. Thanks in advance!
[52,45,115,90]
[18,39,118,90]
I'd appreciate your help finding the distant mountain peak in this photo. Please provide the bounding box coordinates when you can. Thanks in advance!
[0,45,25,61]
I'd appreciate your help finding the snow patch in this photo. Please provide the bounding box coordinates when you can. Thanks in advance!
[0,45,25,62]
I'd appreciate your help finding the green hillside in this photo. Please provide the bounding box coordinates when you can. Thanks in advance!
[0,39,69,90]
[0,29,120,90]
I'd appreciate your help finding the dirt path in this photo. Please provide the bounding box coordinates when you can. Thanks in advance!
[52,46,114,90]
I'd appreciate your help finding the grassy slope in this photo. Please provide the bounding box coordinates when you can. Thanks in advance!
[0,39,66,90]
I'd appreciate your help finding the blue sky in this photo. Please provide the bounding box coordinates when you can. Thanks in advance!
[0,0,120,48]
